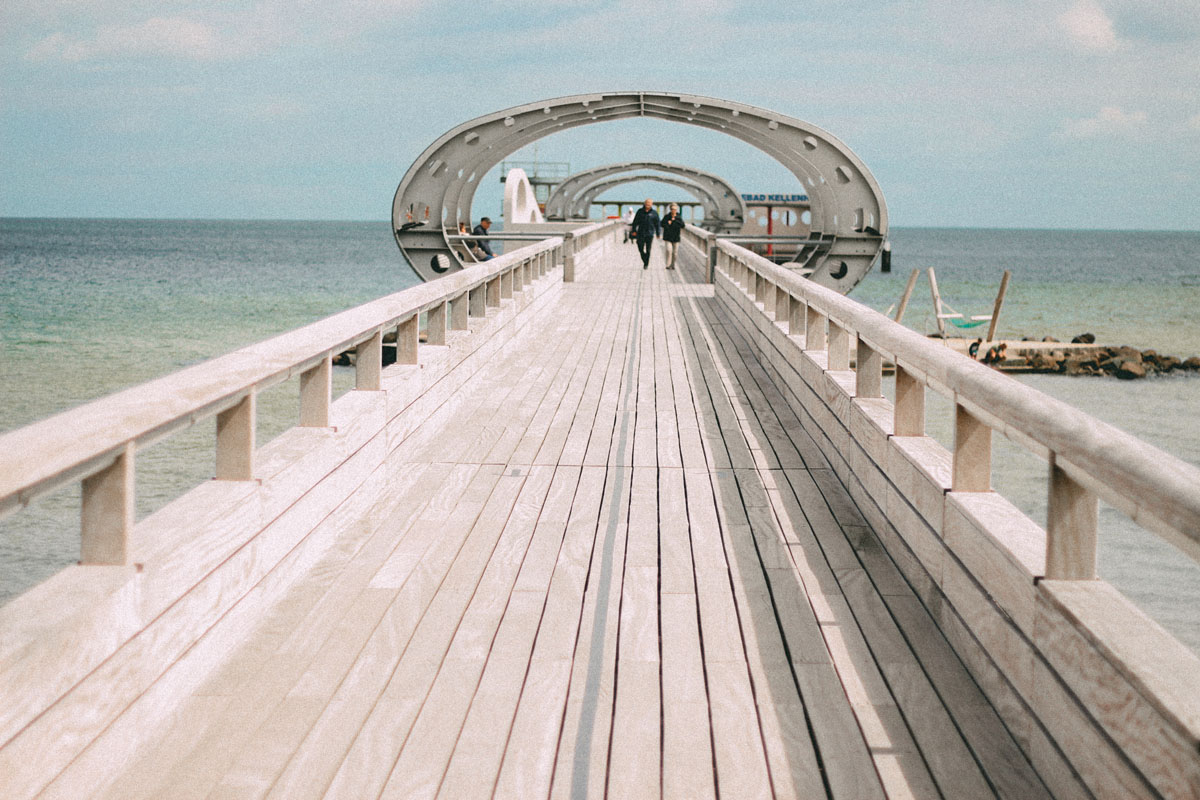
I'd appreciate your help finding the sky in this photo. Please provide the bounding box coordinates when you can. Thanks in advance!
[2,0,1198,230]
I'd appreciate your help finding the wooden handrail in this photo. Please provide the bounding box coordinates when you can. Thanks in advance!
[701,229,1200,567]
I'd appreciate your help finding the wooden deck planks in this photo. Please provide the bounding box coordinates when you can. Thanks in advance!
[80,239,1048,800]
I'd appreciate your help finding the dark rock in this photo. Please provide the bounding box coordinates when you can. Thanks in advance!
[1116,360,1147,379]
[1183,357,1200,371]
[1160,356,1181,371]
[1030,354,1058,371]
[1071,332,1096,344]
[1141,349,1159,365]
[1043,336,1059,343]
[1113,346,1142,362]
[333,351,352,367]
[1063,357,1090,376]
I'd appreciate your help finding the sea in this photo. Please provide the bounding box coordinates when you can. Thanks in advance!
[2,219,1198,653]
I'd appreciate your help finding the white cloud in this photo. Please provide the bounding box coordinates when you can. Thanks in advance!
[1057,0,1118,50]
[1061,106,1148,138]
[25,16,222,62]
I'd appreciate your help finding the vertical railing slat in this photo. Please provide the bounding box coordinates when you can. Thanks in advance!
[355,331,382,390]
[1046,456,1099,579]
[856,339,883,398]
[216,391,255,480]
[894,366,925,436]
[80,445,134,564]
[396,316,419,365]
[952,404,991,492]
[299,356,332,427]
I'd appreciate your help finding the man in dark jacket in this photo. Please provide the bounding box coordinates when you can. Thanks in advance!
[471,217,494,261]
[661,203,685,270]
[630,199,661,269]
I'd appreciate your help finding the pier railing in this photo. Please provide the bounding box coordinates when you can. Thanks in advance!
[0,229,622,564]
[0,216,614,570]
[709,238,1200,566]
[687,223,1200,800]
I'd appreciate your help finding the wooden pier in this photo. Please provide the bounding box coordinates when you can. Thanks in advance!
[2,223,1199,799]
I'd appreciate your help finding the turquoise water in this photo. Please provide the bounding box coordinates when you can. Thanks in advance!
[2,219,1198,651]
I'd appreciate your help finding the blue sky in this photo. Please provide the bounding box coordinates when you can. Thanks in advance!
[2,0,1198,229]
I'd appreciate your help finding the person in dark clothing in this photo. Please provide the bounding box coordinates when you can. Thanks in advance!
[661,203,685,270]
[968,338,983,359]
[630,199,661,269]
[471,217,494,261]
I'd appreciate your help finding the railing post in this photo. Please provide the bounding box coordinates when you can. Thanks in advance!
[427,301,448,345]
[952,404,991,491]
[788,295,805,338]
[1045,455,1099,579]
[828,320,850,370]
[396,315,419,364]
[707,233,717,283]
[500,268,513,299]
[469,285,486,318]
[451,292,469,330]
[216,391,255,480]
[856,339,883,397]
[299,356,332,427]
[486,276,501,308]
[893,366,925,436]
[805,306,827,351]
[512,259,524,293]
[563,233,576,283]
[355,330,382,390]
[80,444,133,564]
[774,286,789,322]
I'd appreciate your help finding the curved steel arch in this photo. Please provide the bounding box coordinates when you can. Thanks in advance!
[576,174,720,222]
[544,161,744,233]
[393,92,887,291]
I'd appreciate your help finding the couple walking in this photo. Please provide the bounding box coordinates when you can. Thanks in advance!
[630,199,685,270]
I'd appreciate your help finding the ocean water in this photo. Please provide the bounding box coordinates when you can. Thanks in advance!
[2,219,1198,652]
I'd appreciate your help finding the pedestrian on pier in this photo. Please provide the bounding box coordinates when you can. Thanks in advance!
[631,198,661,269]
[661,203,684,270]
[471,217,495,261]
[968,337,982,359]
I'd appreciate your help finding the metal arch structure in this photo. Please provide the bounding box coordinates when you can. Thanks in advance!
[393,92,887,291]
[544,161,744,233]
[575,174,723,225]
